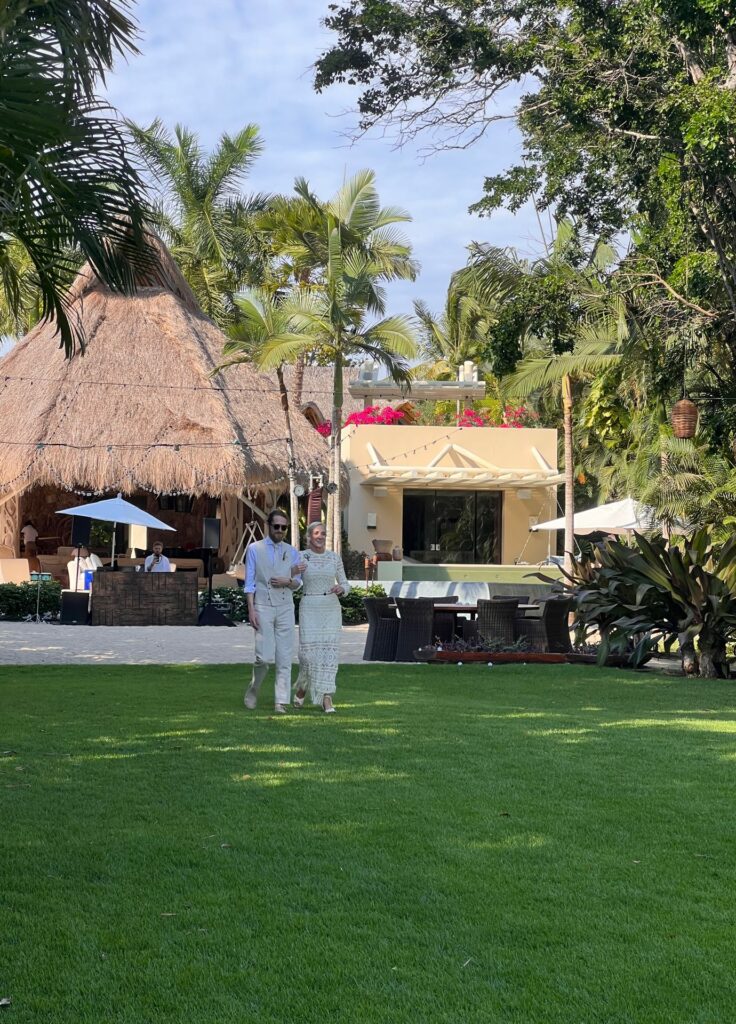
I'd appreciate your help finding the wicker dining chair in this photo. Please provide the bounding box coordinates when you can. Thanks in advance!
[476,598,520,647]
[516,597,573,653]
[431,594,459,643]
[395,597,437,662]
[362,597,400,662]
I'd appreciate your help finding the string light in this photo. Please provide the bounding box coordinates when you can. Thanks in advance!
[0,436,291,450]
[0,373,357,397]
[0,426,482,495]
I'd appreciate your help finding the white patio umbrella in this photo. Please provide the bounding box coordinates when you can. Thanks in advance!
[531,497,658,536]
[57,493,174,564]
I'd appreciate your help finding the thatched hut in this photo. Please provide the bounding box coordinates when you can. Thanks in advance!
[0,239,330,564]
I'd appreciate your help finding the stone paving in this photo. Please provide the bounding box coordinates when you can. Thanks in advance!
[0,621,369,666]
[0,620,682,674]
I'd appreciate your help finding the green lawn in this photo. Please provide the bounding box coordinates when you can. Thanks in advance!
[2,664,736,1023]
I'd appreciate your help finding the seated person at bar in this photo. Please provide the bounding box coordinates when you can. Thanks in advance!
[66,546,102,590]
[144,540,171,573]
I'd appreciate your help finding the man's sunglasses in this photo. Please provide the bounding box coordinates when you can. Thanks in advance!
[271,524,288,531]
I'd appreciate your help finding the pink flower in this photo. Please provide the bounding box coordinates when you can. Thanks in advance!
[344,405,406,427]
[455,408,489,428]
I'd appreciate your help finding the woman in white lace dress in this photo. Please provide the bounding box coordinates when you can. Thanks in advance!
[293,522,350,713]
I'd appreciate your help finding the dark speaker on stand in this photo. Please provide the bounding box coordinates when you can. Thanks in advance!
[198,517,234,626]
[202,517,221,550]
[71,517,91,547]
[60,591,90,625]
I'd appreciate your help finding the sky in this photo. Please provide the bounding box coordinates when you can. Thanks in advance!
[102,0,543,320]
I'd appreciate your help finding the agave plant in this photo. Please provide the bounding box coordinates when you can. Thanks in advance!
[560,544,683,670]
[559,530,736,677]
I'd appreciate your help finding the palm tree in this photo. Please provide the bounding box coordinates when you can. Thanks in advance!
[414,276,494,380]
[250,170,418,547]
[505,324,622,571]
[292,171,419,285]
[215,289,320,546]
[130,120,269,328]
[257,245,418,551]
[255,171,418,408]
[0,240,43,341]
[253,194,328,408]
[0,1,155,355]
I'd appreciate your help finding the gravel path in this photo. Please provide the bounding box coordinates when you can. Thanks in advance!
[0,621,369,666]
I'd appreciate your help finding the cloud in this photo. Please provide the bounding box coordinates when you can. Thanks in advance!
[104,0,540,315]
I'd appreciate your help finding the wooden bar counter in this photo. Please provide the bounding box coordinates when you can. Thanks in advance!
[91,571,198,626]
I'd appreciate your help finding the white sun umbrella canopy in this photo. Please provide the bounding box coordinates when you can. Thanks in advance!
[57,493,174,563]
[531,497,658,535]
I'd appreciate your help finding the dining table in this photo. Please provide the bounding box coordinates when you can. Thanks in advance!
[431,602,478,617]
[388,601,478,618]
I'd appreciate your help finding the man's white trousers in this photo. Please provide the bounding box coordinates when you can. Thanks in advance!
[251,602,294,705]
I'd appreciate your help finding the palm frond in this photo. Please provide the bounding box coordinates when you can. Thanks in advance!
[328,169,380,235]
[359,315,418,359]
[258,333,317,370]
[503,352,620,398]
[204,125,263,202]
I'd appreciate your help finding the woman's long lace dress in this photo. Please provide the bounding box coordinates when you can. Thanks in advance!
[296,550,350,705]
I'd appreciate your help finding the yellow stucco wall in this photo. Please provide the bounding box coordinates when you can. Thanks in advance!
[342,425,559,564]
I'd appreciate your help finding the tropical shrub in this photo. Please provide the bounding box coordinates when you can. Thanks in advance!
[337,584,387,624]
[560,530,736,677]
[201,587,250,622]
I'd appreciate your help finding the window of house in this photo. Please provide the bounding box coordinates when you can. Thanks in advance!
[402,490,502,564]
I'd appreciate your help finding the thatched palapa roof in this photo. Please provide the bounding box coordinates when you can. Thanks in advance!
[0,239,330,499]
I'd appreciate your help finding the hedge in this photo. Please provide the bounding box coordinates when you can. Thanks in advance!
[202,584,386,625]
[0,581,62,620]
[0,580,385,626]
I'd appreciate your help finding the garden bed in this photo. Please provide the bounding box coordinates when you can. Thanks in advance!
[415,649,567,664]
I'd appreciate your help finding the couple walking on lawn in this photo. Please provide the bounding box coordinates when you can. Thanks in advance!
[243,509,350,714]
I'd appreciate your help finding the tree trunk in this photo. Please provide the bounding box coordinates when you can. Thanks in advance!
[562,374,575,575]
[275,365,300,549]
[678,633,699,675]
[293,350,306,408]
[330,353,344,554]
[698,626,729,678]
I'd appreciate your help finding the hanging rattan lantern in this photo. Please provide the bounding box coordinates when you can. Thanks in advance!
[670,397,699,439]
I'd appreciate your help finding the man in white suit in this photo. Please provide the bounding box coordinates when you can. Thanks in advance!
[244,510,305,714]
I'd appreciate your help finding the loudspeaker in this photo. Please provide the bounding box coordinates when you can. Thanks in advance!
[202,517,221,550]
[71,518,91,547]
[198,603,235,627]
[60,591,90,625]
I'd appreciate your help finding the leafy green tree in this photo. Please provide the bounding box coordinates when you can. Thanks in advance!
[130,120,269,328]
[467,222,622,570]
[315,2,736,326]
[0,0,155,354]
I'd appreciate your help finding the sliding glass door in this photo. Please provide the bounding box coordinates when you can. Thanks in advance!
[402,490,502,564]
